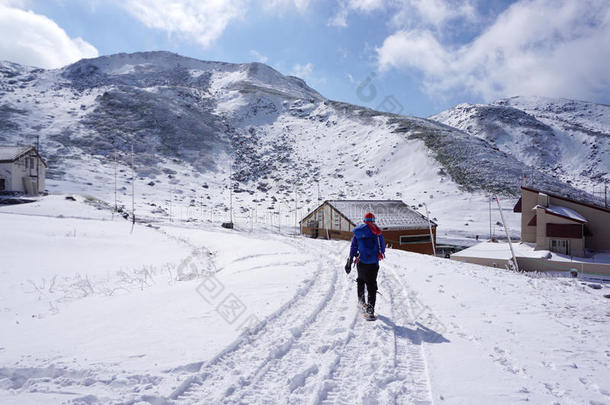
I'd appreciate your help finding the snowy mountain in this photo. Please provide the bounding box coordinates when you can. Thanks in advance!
[430,96,610,189]
[2,54,609,404]
[0,52,603,241]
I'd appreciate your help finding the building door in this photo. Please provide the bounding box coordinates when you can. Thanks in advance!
[0,178,5,191]
[550,239,569,255]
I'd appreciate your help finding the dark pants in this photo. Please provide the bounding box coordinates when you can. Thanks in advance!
[357,262,379,313]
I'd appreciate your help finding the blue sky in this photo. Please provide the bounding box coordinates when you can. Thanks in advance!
[1,0,609,117]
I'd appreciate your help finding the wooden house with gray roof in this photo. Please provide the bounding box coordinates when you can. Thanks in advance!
[299,200,437,255]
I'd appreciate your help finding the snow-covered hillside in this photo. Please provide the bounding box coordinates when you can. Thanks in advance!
[1,198,609,404]
[1,54,609,402]
[1,51,600,243]
[430,96,610,189]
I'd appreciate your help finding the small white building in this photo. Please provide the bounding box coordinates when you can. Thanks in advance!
[0,146,47,195]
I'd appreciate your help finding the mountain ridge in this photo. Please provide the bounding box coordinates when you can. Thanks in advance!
[430,96,610,189]
[0,51,606,239]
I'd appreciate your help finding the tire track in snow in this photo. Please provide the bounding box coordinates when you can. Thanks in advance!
[312,286,400,405]
[382,267,434,404]
[168,236,433,404]
[231,241,357,404]
[168,238,345,404]
[312,264,434,405]
[313,317,373,405]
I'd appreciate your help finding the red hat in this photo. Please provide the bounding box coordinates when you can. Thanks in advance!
[363,212,375,222]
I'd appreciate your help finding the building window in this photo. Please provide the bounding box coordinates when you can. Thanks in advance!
[0,178,5,191]
[549,239,569,255]
[333,212,340,228]
[25,158,29,169]
[400,234,431,245]
[30,157,35,169]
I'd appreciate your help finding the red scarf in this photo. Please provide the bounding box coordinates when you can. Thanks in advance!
[366,222,382,235]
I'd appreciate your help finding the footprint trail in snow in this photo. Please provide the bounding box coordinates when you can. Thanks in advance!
[168,238,433,404]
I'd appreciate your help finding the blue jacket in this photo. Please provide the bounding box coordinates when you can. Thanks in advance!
[349,223,385,264]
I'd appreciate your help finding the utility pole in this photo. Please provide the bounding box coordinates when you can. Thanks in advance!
[131,144,135,228]
[294,183,298,235]
[494,195,519,272]
[36,135,40,194]
[605,182,608,209]
[489,196,492,240]
[169,187,173,222]
[424,203,436,256]
[114,151,118,212]
[229,161,234,224]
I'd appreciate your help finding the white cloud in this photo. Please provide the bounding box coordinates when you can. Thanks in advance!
[328,6,348,27]
[389,0,478,29]
[377,0,610,101]
[120,0,316,46]
[291,62,314,78]
[329,0,475,29]
[348,0,384,12]
[328,0,385,27]
[249,49,268,63]
[264,0,313,13]
[120,0,247,47]
[0,4,98,68]
[377,30,447,75]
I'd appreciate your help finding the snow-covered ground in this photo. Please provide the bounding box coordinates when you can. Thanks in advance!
[1,196,609,404]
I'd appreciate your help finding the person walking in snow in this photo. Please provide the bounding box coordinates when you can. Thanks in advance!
[344,212,385,320]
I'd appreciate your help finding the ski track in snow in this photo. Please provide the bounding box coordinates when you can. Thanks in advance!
[170,237,342,404]
[168,238,434,404]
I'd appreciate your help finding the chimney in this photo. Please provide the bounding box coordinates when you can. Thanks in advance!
[537,192,549,207]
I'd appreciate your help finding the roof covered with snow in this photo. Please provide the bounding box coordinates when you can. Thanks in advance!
[532,204,587,223]
[452,241,547,260]
[547,204,587,223]
[522,186,609,213]
[453,241,610,265]
[327,200,433,230]
[0,146,32,162]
